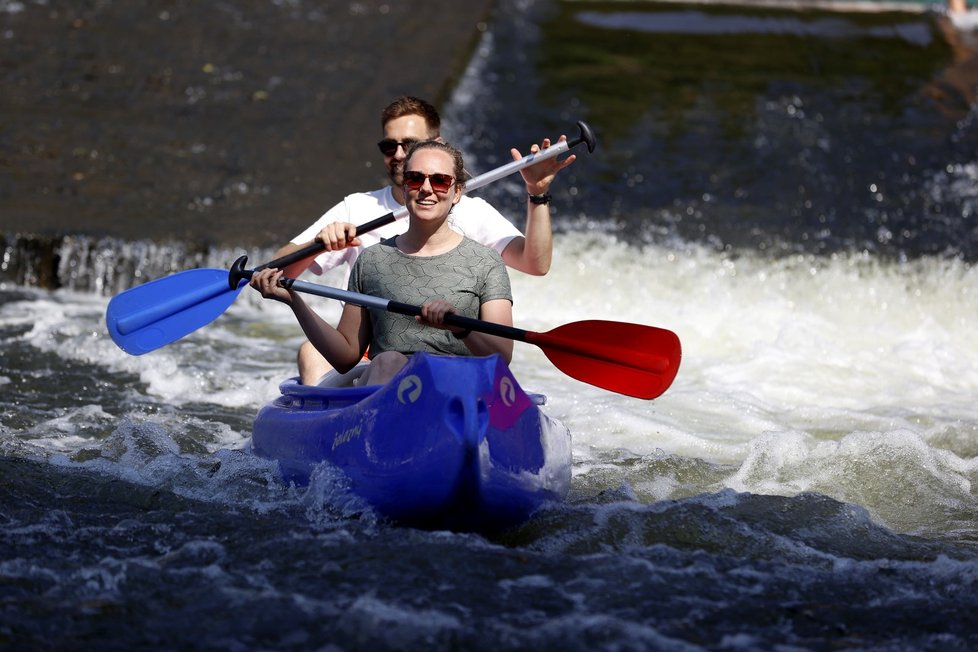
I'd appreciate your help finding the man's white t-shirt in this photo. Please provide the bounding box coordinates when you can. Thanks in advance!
[291,187,521,280]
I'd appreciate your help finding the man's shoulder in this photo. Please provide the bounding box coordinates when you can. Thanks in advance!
[453,194,506,218]
[320,186,398,226]
[449,195,520,247]
[342,186,393,207]
[452,195,511,226]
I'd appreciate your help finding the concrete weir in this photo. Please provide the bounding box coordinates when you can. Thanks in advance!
[1,0,493,288]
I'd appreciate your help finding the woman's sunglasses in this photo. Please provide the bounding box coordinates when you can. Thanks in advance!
[377,138,419,156]
[403,171,456,194]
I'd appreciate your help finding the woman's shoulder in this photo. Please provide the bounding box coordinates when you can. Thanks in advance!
[457,236,505,264]
[354,237,400,265]
[361,236,400,252]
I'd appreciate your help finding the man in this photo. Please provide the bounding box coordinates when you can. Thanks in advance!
[273,96,575,384]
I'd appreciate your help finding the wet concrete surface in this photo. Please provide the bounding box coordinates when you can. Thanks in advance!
[0,0,493,248]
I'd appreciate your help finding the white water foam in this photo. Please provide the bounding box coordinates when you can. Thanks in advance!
[4,232,977,536]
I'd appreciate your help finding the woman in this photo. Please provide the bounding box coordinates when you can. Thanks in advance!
[250,140,514,387]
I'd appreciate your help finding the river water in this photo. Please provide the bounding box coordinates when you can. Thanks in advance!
[3,1,978,650]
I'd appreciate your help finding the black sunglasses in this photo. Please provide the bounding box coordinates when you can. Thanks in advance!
[403,171,456,194]
[377,138,420,156]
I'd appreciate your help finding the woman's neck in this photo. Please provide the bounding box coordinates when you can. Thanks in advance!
[397,221,461,256]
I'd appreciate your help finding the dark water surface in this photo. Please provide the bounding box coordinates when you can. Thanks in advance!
[459,0,978,260]
[3,1,978,650]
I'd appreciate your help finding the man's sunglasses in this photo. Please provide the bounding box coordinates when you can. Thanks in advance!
[403,171,456,193]
[377,138,419,156]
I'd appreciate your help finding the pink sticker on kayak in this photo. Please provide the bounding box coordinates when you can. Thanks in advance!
[488,369,532,430]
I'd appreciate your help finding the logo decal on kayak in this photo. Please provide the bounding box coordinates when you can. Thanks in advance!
[332,423,363,451]
[397,375,423,404]
[499,376,516,407]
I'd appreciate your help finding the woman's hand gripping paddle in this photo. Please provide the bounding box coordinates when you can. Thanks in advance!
[105,122,597,355]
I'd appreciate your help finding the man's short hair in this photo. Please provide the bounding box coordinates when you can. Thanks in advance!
[381,96,441,135]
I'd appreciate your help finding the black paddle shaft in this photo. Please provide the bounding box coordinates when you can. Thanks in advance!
[383,299,530,343]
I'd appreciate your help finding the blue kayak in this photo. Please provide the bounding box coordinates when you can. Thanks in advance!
[251,352,572,532]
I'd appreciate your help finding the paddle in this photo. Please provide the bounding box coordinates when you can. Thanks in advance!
[106,121,597,355]
[229,265,681,400]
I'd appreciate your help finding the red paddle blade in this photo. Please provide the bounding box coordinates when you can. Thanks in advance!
[526,320,682,400]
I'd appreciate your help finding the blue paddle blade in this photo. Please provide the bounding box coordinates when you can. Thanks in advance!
[105,268,243,355]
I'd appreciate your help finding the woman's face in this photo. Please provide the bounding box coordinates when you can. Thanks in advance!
[403,148,460,223]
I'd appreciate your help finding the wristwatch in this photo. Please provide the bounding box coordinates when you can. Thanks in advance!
[528,193,552,205]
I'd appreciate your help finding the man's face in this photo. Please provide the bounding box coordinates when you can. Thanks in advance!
[380,114,434,186]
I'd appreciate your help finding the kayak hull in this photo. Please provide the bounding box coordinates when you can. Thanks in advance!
[251,353,572,531]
